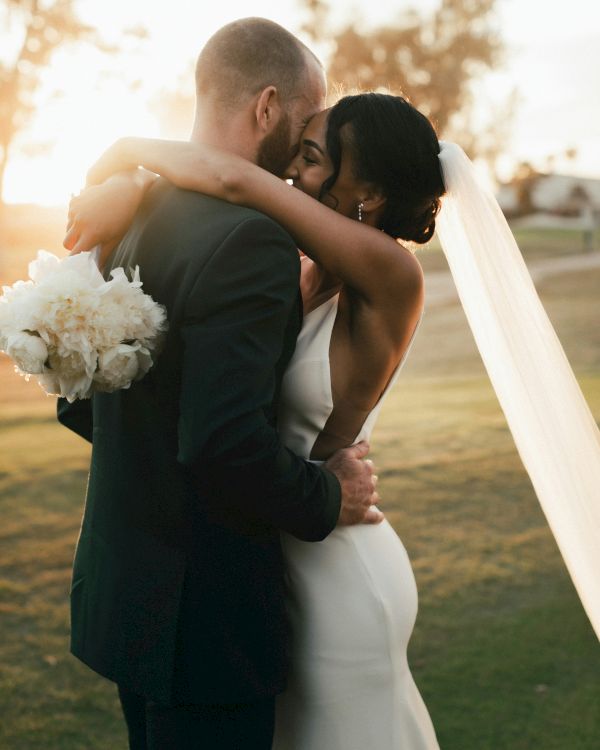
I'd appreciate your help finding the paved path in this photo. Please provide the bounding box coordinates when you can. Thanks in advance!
[424,252,600,307]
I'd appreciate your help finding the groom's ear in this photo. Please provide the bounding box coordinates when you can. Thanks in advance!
[254,85,282,134]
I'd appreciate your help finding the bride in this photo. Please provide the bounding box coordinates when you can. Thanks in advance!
[67,91,444,748]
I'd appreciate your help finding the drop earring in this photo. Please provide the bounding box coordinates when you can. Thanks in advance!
[358,202,364,222]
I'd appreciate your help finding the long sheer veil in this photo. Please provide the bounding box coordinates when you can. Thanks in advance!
[436,142,600,640]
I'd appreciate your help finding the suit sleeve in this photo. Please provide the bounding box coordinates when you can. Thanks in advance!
[177,216,341,542]
[57,397,93,443]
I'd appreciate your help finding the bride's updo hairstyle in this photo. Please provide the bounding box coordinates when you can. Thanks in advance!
[320,93,446,244]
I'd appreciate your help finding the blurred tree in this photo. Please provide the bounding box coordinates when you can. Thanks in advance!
[299,0,509,170]
[299,0,331,42]
[0,0,104,205]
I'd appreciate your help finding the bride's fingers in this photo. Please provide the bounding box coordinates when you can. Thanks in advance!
[71,232,95,255]
[69,192,83,211]
[63,225,79,250]
[65,198,83,232]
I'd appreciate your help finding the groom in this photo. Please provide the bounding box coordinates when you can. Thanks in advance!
[58,18,380,749]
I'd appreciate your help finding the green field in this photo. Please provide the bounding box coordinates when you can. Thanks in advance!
[1,207,599,748]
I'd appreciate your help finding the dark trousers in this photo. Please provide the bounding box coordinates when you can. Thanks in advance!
[118,685,276,750]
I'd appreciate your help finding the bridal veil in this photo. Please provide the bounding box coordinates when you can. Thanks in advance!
[436,142,600,640]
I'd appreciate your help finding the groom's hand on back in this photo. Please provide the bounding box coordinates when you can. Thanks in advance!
[325,441,384,526]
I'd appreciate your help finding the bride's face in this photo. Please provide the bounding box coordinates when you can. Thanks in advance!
[285,110,363,219]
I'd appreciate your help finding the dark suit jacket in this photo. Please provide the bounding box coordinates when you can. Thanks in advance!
[57,179,341,704]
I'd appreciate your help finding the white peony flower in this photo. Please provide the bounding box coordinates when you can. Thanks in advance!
[27,250,61,283]
[57,372,95,402]
[94,343,142,391]
[37,370,61,396]
[6,332,48,374]
[29,249,105,288]
[47,348,97,380]
[1,250,168,399]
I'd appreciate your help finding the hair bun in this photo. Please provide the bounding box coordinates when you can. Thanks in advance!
[382,197,441,245]
[408,199,441,245]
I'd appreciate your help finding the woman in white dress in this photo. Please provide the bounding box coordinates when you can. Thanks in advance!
[66,92,444,748]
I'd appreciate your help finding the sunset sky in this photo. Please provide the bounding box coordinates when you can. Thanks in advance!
[2,0,599,205]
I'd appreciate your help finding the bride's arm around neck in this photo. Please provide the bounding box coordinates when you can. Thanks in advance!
[81,137,424,315]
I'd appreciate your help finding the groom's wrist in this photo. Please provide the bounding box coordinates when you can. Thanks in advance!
[318,465,342,536]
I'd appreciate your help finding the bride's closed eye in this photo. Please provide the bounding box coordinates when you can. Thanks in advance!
[301,138,326,163]
[301,144,325,167]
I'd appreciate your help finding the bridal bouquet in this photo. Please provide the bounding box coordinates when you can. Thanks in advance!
[0,250,168,402]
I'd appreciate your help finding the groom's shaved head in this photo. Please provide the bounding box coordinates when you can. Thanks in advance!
[196,17,321,111]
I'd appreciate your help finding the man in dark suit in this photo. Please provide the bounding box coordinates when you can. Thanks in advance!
[58,18,379,750]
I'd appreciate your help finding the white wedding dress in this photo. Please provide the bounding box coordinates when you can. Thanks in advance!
[273,294,439,749]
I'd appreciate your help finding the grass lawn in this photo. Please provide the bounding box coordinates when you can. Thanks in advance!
[1,208,599,748]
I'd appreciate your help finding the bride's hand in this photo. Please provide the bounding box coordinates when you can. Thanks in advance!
[63,171,149,266]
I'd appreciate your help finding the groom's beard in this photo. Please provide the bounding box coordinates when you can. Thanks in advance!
[257,111,294,178]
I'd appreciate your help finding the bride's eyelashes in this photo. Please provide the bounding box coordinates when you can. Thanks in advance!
[300,141,326,167]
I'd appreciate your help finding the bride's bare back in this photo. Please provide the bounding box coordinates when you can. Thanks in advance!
[299,256,421,459]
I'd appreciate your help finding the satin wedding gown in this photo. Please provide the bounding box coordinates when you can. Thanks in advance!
[273,293,439,749]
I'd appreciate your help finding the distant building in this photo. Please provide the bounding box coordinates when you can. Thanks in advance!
[498,174,600,218]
